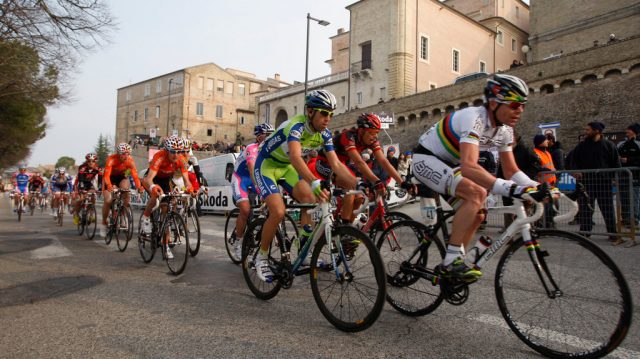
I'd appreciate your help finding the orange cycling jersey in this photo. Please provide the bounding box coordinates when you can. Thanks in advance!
[104,154,142,189]
[149,150,187,178]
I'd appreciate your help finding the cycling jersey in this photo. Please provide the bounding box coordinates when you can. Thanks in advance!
[75,162,101,190]
[13,172,30,193]
[314,129,382,179]
[50,174,73,192]
[418,106,513,165]
[149,150,187,179]
[104,154,141,189]
[232,142,259,203]
[28,177,46,192]
[255,115,335,198]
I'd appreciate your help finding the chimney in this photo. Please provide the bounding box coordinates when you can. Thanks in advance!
[274,73,281,81]
[338,28,345,35]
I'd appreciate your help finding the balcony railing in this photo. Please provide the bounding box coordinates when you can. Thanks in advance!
[258,71,349,102]
[351,60,372,72]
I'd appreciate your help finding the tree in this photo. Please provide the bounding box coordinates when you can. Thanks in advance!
[55,156,75,170]
[94,133,112,167]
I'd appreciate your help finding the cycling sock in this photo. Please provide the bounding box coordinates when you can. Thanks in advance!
[443,244,463,265]
[258,248,269,258]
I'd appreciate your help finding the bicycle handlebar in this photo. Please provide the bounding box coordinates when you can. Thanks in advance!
[151,192,192,212]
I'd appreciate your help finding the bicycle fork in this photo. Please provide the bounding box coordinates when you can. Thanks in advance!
[522,231,563,299]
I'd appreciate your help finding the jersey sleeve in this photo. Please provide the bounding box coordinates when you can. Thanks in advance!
[127,159,142,189]
[341,131,358,153]
[148,153,163,172]
[103,157,114,187]
[287,122,305,142]
[245,143,259,166]
[321,129,335,152]
[458,114,483,146]
[497,127,514,152]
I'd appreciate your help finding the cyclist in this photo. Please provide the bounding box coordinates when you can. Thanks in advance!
[141,136,194,258]
[28,172,46,208]
[12,165,30,212]
[252,89,356,282]
[411,74,543,282]
[73,153,102,225]
[311,113,405,225]
[231,123,274,258]
[50,167,73,218]
[101,143,144,237]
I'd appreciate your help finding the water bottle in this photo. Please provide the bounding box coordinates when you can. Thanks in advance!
[357,214,368,229]
[420,197,437,226]
[466,235,492,264]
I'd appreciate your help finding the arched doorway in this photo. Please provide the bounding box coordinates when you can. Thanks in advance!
[275,109,288,127]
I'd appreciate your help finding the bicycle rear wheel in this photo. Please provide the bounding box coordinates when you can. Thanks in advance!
[164,213,189,275]
[369,211,411,240]
[85,206,97,240]
[376,220,446,316]
[495,229,633,358]
[17,201,22,222]
[115,207,132,252]
[186,208,201,257]
[241,218,283,300]
[137,212,156,263]
[224,208,241,263]
[310,226,386,332]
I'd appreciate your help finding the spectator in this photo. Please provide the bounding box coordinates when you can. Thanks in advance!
[617,123,640,227]
[533,134,557,227]
[571,121,622,244]
[397,153,410,181]
[405,151,413,178]
[546,134,565,170]
[386,146,398,170]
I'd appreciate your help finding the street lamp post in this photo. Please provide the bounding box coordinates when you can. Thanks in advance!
[166,78,173,137]
[304,13,330,101]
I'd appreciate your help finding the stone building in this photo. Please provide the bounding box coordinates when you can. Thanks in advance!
[115,64,288,146]
[258,0,529,126]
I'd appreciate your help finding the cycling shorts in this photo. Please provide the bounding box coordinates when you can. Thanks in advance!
[253,157,297,200]
[51,184,68,193]
[231,173,255,204]
[16,185,28,194]
[411,153,464,197]
[152,176,172,194]
[77,181,95,191]
[107,175,127,189]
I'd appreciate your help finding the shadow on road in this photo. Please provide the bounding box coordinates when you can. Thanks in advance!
[0,237,53,255]
[0,275,103,308]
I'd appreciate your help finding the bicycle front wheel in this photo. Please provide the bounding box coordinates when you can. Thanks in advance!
[164,213,189,275]
[85,206,97,240]
[77,208,85,235]
[224,208,241,264]
[495,229,633,359]
[115,207,133,252]
[377,220,446,317]
[186,208,201,257]
[310,226,386,332]
[137,212,155,263]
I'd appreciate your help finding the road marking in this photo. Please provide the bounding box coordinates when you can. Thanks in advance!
[30,236,72,259]
[473,314,639,359]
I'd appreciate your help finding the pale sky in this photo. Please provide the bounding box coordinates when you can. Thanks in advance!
[28,0,351,166]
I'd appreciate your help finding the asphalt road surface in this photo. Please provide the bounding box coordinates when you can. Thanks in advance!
[1,196,638,358]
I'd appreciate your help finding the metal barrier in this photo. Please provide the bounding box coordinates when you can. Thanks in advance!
[482,167,639,247]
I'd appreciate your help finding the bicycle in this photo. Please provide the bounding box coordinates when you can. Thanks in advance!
[137,192,190,275]
[76,191,98,239]
[176,190,201,257]
[241,188,386,332]
[355,185,412,241]
[105,189,134,252]
[15,192,25,222]
[28,191,40,216]
[224,192,298,264]
[376,185,633,358]
[53,193,68,226]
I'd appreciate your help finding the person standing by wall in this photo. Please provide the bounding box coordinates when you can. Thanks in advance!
[571,121,622,244]
[546,134,564,170]
[533,134,557,227]
[617,123,640,228]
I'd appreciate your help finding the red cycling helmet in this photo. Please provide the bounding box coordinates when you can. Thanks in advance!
[357,113,382,130]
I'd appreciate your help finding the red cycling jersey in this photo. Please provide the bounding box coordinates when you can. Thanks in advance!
[103,154,142,189]
[149,150,187,179]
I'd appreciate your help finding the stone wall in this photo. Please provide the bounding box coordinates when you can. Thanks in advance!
[331,35,640,153]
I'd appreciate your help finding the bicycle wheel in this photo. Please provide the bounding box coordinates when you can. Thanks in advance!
[310,226,386,332]
[115,207,131,252]
[85,206,97,240]
[241,218,283,300]
[224,208,241,264]
[495,229,633,358]
[57,204,63,226]
[281,213,299,263]
[376,220,446,316]
[368,211,411,240]
[17,200,22,222]
[77,207,86,235]
[185,208,201,257]
[104,212,114,245]
[137,212,156,263]
[29,199,35,216]
[163,213,189,275]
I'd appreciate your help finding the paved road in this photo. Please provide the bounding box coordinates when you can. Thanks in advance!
[0,196,638,358]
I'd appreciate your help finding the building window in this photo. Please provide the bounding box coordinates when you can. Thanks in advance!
[217,80,224,92]
[196,102,204,116]
[216,105,223,118]
[144,83,150,97]
[238,83,245,96]
[125,90,131,102]
[341,96,346,108]
[357,92,362,105]
[480,61,487,72]
[420,36,429,61]
[224,134,228,140]
[155,106,160,118]
[206,78,214,91]
[240,116,245,125]
[497,30,504,45]
[380,87,386,99]
[156,79,162,93]
[265,104,271,122]
[516,6,519,18]
[511,38,517,52]
[225,81,234,95]
[452,49,460,73]
[134,110,138,122]
[207,129,212,137]
[144,107,148,121]
[361,42,371,70]
[197,76,204,89]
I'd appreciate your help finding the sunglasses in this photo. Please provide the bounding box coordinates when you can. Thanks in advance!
[168,149,186,154]
[313,108,334,117]
[507,101,525,110]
